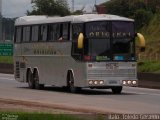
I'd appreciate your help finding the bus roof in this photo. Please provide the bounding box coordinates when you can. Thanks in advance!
[15,14,134,26]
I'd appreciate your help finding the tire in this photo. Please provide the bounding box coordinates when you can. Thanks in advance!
[28,71,35,89]
[67,72,80,93]
[34,70,44,90]
[111,86,122,94]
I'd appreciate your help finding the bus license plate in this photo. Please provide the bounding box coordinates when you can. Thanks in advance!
[109,80,118,84]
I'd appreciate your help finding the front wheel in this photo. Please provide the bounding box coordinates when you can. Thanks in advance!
[34,71,44,90]
[111,86,122,94]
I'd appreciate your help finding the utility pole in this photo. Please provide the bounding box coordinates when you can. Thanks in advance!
[0,0,2,42]
[72,0,74,12]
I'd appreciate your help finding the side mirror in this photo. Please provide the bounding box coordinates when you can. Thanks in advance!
[136,33,146,52]
[77,33,84,49]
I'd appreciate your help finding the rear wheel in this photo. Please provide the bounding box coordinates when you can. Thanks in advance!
[34,70,44,90]
[67,72,81,93]
[28,71,35,89]
[111,86,122,94]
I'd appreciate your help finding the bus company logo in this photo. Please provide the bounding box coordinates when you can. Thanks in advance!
[89,32,131,38]
[32,44,63,55]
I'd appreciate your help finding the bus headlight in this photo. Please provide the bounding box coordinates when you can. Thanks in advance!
[132,81,137,85]
[89,80,93,85]
[99,80,104,85]
[123,81,127,85]
[94,81,98,85]
[128,81,132,85]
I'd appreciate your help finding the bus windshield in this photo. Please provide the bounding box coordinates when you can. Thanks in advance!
[85,21,135,61]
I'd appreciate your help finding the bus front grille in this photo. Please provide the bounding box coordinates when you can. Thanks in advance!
[87,69,136,79]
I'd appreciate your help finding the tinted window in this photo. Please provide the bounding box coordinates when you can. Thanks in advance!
[31,26,39,42]
[86,22,110,38]
[72,24,83,40]
[71,24,84,60]
[62,23,69,40]
[39,25,48,41]
[23,26,31,42]
[15,27,22,43]
[48,24,61,41]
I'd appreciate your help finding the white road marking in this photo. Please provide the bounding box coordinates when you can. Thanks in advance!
[0,77,14,81]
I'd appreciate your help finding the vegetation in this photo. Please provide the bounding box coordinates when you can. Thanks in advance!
[0,112,83,120]
[103,0,160,30]
[0,112,106,120]
[103,0,160,73]
[138,61,160,73]
[0,56,13,64]
[27,0,70,16]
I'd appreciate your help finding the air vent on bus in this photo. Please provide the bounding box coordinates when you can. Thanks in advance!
[15,61,20,78]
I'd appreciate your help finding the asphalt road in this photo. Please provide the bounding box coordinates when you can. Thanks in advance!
[0,73,160,114]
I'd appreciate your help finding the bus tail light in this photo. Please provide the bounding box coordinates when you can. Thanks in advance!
[84,56,91,61]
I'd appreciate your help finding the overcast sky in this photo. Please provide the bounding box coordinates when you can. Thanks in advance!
[2,0,108,18]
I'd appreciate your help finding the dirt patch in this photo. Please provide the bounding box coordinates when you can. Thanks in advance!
[0,98,112,115]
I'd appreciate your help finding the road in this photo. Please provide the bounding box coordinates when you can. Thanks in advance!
[0,73,160,114]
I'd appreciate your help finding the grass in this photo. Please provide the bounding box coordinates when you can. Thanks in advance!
[0,112,107,120]
[0,112,84,120]
[0,56,13,64]
[138,61,160,73]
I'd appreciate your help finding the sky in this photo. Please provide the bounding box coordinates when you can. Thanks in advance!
[2,0,108,18]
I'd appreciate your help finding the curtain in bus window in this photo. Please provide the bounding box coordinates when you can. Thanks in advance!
[23,26,30,42]
[31,26,39,42]
[48,24,60,41]
[16,27,22,43]
[62,23,69,40]
[40,25,48,41]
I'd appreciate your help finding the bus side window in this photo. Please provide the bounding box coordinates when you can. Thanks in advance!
[48,24,61,41]
[15,27,22,43]
[62,23,69,41]
[31,26,39,42]
[23,26,31,42]
[39,25,48,42]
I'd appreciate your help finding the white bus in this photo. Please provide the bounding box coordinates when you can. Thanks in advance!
[14,14,145,94]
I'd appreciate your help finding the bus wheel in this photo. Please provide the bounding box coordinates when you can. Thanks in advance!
[111,86,122,94]
[28,71,35,89]
[68,72,80,93]
[34,71,44,90]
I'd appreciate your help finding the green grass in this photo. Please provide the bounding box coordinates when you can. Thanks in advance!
[138,61,160,73]
[0,112,85,120]
[0,56,13,64]
[0,111,107,120]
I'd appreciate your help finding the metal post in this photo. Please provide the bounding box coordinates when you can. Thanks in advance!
[0,0,2,42]
[72,0,74,12]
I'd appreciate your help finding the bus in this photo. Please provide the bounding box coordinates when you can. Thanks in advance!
[14,14,145,94]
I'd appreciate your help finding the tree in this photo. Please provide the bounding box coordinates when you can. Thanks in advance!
[27,0,70,16]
